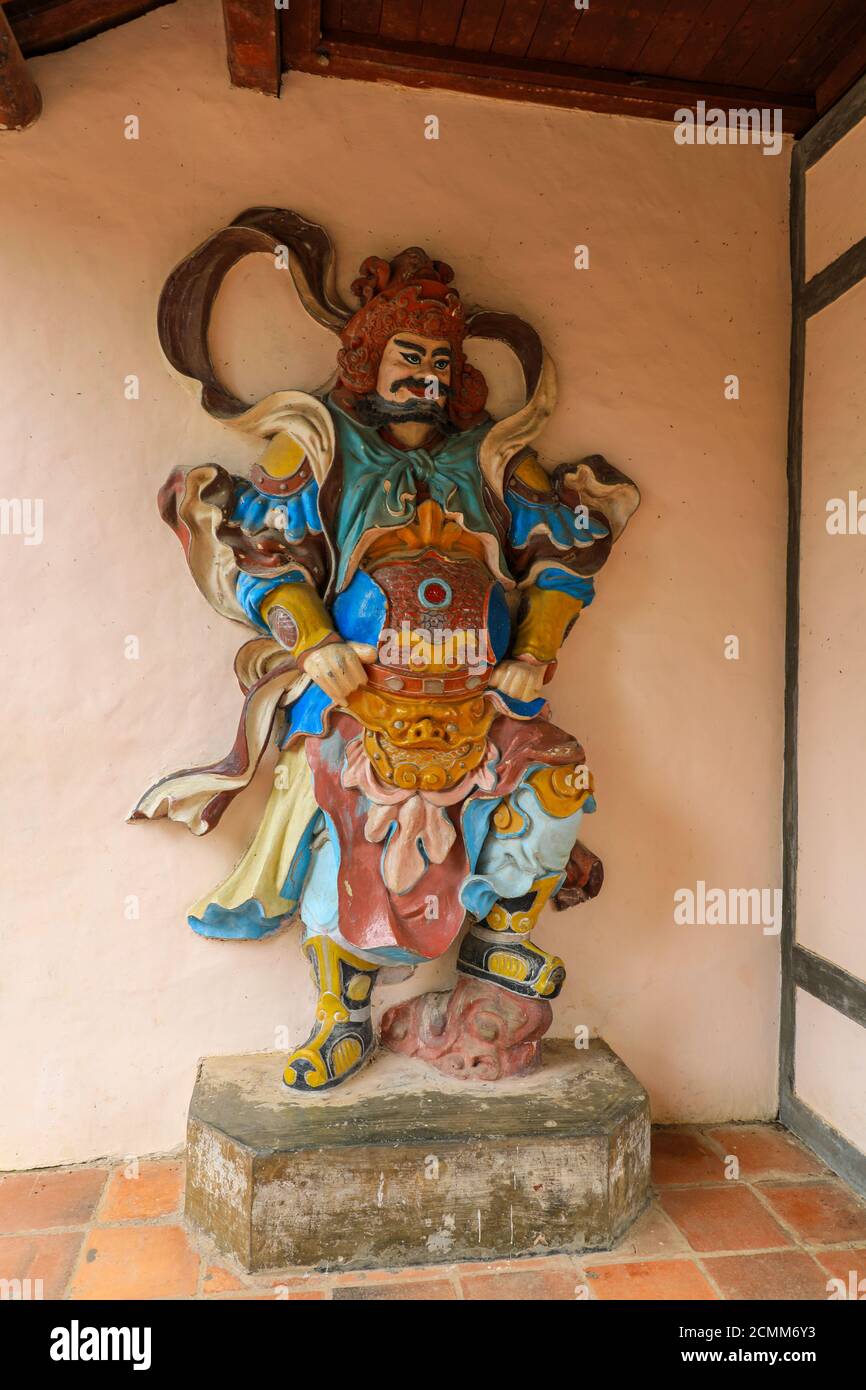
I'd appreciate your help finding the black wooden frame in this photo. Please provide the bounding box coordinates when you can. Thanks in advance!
[782,73,866,1197]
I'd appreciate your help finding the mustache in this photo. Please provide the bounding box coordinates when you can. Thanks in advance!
[353,392,459,433]
[390,375,451,399]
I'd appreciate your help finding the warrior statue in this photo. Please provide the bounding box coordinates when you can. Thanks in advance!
[133,209,639,1093]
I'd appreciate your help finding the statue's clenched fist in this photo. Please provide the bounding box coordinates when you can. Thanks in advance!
[490,659,546,704]
[301,641,370,702]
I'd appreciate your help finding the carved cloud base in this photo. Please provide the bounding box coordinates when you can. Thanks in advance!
[185,1040,651,1271]
[380,976,552,1080]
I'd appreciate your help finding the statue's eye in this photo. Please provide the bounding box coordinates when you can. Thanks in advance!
[433,359,449,372]
[401,352,422,365]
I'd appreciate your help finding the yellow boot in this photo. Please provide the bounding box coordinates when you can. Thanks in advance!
[458,872,566,999]
[283,936,379,1093]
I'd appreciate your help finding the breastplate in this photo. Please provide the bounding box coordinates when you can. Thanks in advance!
[370,549,495,688]
[344,549,499,793]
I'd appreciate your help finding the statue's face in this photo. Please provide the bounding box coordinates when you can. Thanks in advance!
[375,333,453,410]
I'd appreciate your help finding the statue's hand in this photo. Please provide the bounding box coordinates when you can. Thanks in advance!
[300,641,370,703]
[490,659,546,703]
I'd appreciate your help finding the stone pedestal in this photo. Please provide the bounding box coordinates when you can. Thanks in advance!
[185,1038,650,1272]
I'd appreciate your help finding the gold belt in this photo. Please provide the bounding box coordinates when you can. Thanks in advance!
[344,686,495,792]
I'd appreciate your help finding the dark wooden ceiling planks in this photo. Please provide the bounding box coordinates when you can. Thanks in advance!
[653,1,755,83]
[5,0,866,133]
[454,0,507,54]
[526,0,585,64]
[339,1,385,35]
[763,0,860,92]
[417,0,467,50]
[298,0,866,131]
[560,1,642,71]
[598,0,686,75]
[701,0,810,87]
[727,0,821,90]
[816,30,866,113]
[489,1,546,59]
[624,0,720,77]
[379,0,422,45]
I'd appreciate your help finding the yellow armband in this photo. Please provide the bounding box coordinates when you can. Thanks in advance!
[260,582,335,658]
[513,585,583,664]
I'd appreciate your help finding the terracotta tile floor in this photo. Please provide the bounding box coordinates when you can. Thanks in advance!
[2,1124,864,1300]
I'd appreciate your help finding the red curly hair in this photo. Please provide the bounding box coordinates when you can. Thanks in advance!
[337,248,488,429]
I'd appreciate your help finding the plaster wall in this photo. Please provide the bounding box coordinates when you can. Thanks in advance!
[0,0,790,1167]
[798,277,866,985]
[805,115,866,279]
[796,104,866,1153]
[795,991,866,1154]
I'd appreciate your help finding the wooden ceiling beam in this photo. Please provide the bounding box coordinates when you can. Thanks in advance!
[0,6,41,129]
[7,0,175,57]
[290,33,816,134]
[222,0,281,97]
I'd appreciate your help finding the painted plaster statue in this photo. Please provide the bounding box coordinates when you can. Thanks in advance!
[133,209,639,1093]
